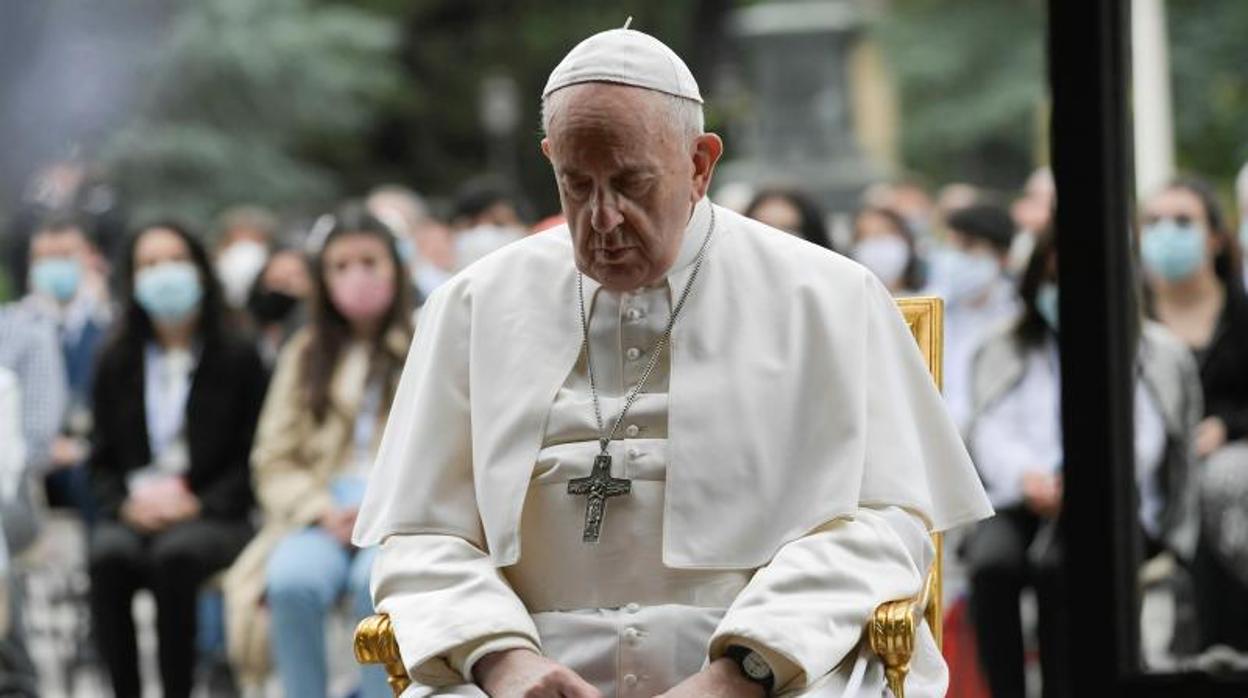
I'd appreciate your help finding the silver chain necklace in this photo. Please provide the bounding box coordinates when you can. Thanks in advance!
[567,204,716,543]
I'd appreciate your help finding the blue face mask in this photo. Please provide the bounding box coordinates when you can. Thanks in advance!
[1036,281,1059,331]
[1141,219,1205,282]
[134,261,203,324]
[30,257,82,302]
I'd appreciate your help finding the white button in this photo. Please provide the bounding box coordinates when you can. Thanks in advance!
[625,347,642,361]
[624,627,640,638]
[625,308,643,321]
[623,674,638,687]
[625,424,640,438]
[624,602,640,613]
[627,448,641,459]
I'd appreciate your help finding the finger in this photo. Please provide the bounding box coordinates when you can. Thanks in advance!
[556,671,602,698]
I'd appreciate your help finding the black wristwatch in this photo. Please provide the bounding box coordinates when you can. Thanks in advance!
[724,645,775,694]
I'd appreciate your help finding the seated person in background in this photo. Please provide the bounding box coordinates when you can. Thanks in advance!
[965,231,1201,698]
[354,27,991,698]
[849,206,925,296]
[926,203,1019,432]
[1140,177,1248,652]
[744,187,836,251]
[88,222,265,698]
[246,245,313,368]
[225,204,414,698]
[21,212,111,520]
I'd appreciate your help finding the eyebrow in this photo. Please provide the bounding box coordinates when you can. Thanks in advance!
[558,166,653,179]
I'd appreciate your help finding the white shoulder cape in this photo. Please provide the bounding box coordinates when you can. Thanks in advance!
[354,202,992,568]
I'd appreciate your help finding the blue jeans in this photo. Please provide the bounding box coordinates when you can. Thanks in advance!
[266,527,389,698]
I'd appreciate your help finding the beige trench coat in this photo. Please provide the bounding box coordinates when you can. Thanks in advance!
[223,327,410,685]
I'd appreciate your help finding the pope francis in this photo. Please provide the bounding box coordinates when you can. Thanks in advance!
[354,26,992,698]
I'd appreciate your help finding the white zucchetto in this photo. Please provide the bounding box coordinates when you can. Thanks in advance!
[542,27,703,103]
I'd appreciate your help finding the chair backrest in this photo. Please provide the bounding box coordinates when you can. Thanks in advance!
[893,296,945,649]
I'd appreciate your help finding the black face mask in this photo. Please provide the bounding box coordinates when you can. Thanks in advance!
[249,288,300,324]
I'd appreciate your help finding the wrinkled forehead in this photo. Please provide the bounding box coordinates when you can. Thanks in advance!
[548,84,666,138]
[546,84,675,169]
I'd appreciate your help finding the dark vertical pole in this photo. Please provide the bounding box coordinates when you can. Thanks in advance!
[1048,1,1139,695]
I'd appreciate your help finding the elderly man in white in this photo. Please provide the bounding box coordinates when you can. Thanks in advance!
[355,25,992,698]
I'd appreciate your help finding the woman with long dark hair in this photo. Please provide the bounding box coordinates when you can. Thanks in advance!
[88,222,265,698]
[224,203,413,697]
[964,230,1201,697]
[1141,177,1248,652]
[743,187,836,251]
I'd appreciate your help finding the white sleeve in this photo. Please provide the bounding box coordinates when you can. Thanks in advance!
[968,381,1053,509]
[371,533,540,687]
[709,506,932,692]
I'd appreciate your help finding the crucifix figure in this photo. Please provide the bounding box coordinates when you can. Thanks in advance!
[567,452,632,543]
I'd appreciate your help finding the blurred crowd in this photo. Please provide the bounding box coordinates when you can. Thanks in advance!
[0,156,1246,698]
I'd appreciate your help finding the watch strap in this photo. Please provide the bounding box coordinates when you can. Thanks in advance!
[724,644,776,694]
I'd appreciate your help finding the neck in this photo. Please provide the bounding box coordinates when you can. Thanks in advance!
[1156,267,1221,306]
[351,318,382,341]
[154,318,196,350]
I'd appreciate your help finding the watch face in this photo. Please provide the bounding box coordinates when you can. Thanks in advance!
[742,652,772,681]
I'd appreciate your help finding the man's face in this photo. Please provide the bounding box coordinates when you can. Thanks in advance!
[542,84,720,292]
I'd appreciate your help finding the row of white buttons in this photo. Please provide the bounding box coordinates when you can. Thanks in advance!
[621,603,642,690]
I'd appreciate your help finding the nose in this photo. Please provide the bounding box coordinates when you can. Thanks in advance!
[590,189,624,234]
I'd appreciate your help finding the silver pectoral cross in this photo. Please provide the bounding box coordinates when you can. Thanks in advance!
[567,452,632,543]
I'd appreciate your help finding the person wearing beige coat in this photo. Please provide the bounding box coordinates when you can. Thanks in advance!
[223,204,414,697]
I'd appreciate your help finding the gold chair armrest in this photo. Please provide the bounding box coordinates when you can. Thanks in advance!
[868,569,936,698]
[354,613,412,697]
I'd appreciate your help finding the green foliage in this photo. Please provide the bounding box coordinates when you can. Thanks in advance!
[101,0,401,227]
[361,0,704,217]
[1167,0,1248,193]
[872,0,1045,190]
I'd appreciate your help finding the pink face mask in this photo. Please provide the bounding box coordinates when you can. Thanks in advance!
[329,267,394,322]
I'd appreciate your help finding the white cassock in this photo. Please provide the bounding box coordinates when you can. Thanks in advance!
[354,197,993,697]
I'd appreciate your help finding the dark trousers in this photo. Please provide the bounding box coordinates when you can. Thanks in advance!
[965,506,1070,698]
[88,518,251,698]
[1193,533,1248,651]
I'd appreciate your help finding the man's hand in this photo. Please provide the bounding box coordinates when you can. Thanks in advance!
[1195,416,1227,459]
[1021,471,1062,519]
[319,508,358,546]
[473,648,600,698]
[657,657,765,698]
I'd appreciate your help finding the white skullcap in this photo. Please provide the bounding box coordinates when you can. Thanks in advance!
[542,27,703,104]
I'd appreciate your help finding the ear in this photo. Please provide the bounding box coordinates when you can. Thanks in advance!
[689,133,724,202]
[541,138,553,162]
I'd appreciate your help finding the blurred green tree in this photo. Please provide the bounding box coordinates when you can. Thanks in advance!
[101,0,402,228]
[354,0,725,218]
[872,0,1046,191]
[1168,0,1248,197]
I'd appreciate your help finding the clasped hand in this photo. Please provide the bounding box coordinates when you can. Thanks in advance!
[121,476,200,533]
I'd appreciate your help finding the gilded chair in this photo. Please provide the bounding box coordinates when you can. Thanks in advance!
[355,296,947,698]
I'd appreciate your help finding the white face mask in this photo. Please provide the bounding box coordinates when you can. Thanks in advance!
[930,247,1001,304]
[453,224,523,271]
[216,240,268,308]
[851,236,910,289]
